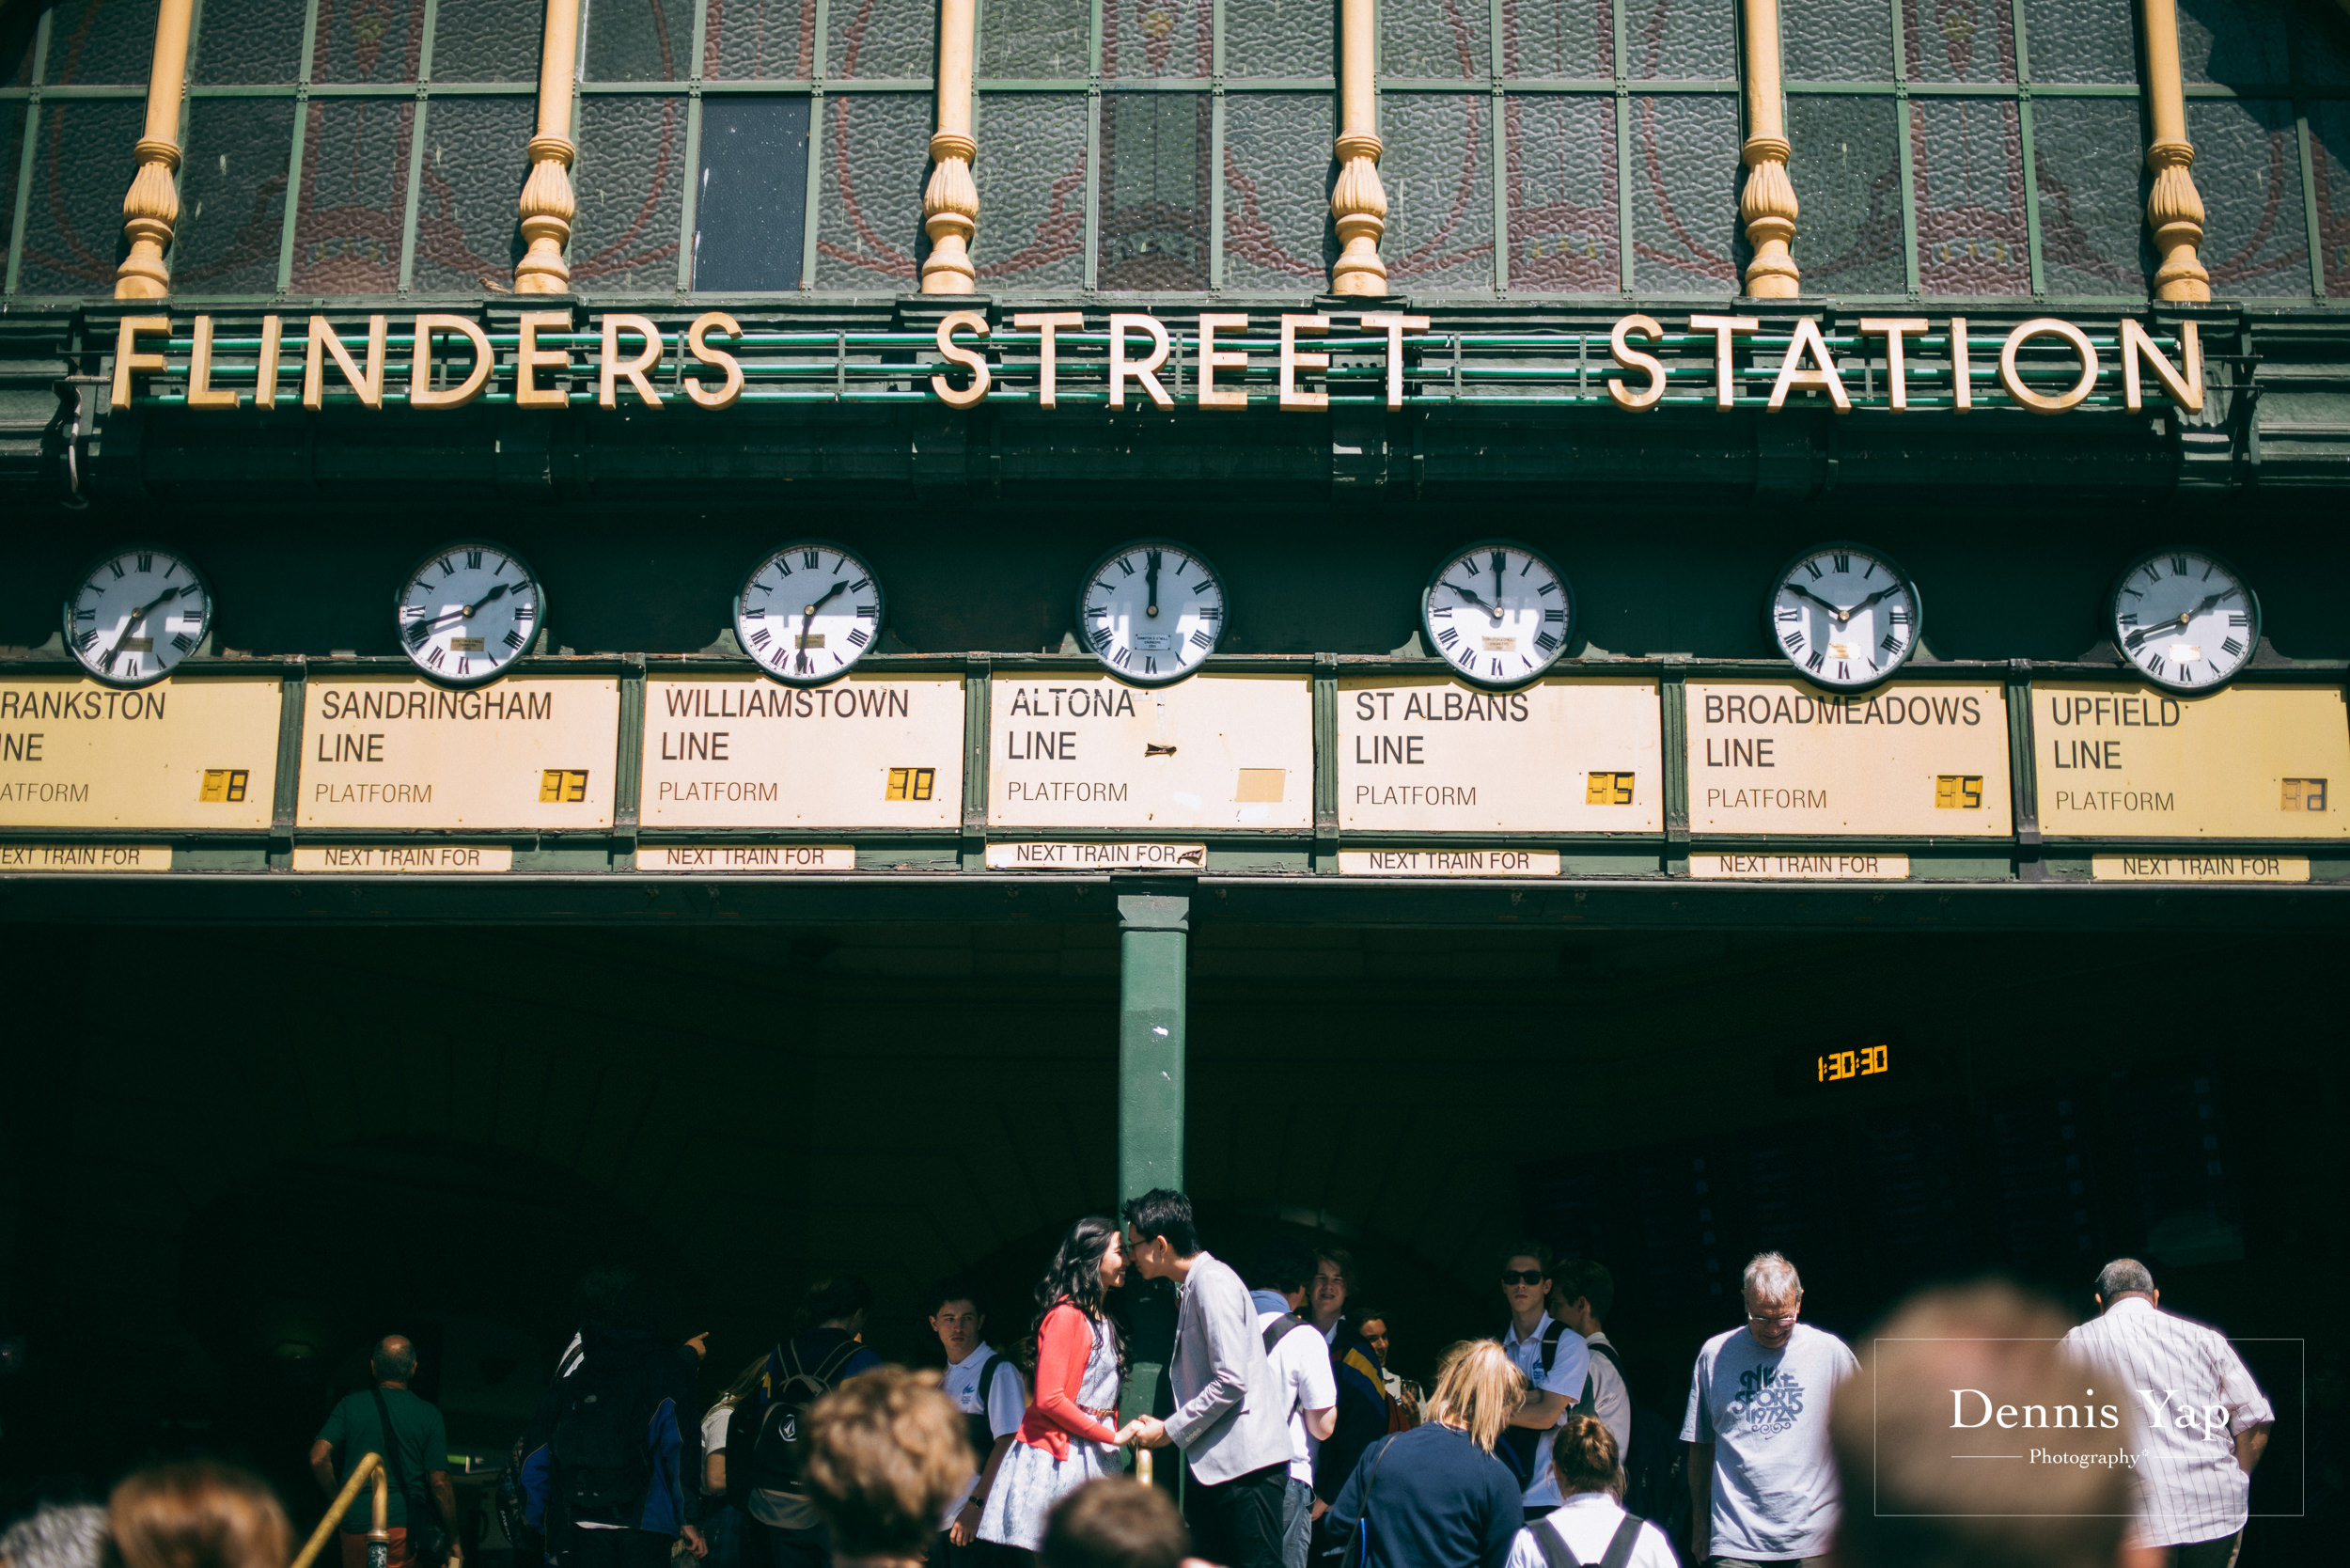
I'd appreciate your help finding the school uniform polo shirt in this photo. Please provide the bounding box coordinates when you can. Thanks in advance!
[1502,1312,1592,1508]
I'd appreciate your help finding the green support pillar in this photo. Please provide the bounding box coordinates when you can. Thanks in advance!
[1115,884,1189,1499]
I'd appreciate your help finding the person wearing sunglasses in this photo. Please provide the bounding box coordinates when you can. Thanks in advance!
[1680,1252,1856,1568]
[1495,1244,1591,1526]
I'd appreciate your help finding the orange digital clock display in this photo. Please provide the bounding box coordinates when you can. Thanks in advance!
[1819,1043,1891,1083]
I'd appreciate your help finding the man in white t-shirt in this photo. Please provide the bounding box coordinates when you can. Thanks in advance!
[1497,1242,1592,1524]
[1552,1259,1630,1459]
[927,1278,1028,1567]
[1682,1251,1857,1567]
[1246,1240,1338,1568]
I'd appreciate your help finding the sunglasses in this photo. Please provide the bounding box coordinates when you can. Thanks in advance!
[1499,1269,1547,1287]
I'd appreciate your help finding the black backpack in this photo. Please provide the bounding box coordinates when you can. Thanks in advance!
[1496,1320,1570,1486]
[1528,1513,1645,1568]
[961,1353,1012,1463]
[1262,1311,1312,1356]
[730,1334,869,1499]
[551,1342,657,1517]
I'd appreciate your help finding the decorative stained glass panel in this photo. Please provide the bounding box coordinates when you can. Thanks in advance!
[2018,0,2138,85]
[694,95,812,290]
[2314,102,2350,295]
[1787,95,1905,292]
[1384,0,1489,80]
[586,0,694,82]
[1904,0,2016,85]
[310,0,427,86]
[707,0,817,79]
[1096,92,1211,288]
[1627,92,1741,290]
[826,0,936,79]
[2173,0,2290,86]
[1911,96,2029,293]
[190,0,307,86]
[174,97,295,294]
[2188,98,2310,295]
[1380,93,1494,290]
[42,0,155,85]
[1622,0,1737,80]
[412,94,535,292]
[1503,93,1618,292]
[1103,0,1212,80]
[290,98,416,293]
[572,94,688,290]
[432,0,547,82]
[815,91,930,287]
[1221,91,1334,291]
[1783,0,1894,83]
[2030,95,2146,295]
[978,0,1090,78]
[16,98,144,292]
[973,94,1089,289]
[1500,0,1613,78]
[1229,0,1334,78]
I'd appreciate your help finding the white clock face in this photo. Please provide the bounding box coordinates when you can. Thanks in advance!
[1769,544,1921,690]
[1422,541,1574,687]
[66,545,212,686]
[2111,549,2258,691]
[737,541,884,685]
[397,542,541,684]
[1079,541,1225,684]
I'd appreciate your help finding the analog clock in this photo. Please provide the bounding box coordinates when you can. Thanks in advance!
[2108,546,2260,692]
[64,544,212,686]
[1077,540,1226,684]
[396,541,541,685]
[736,540,885,685]
[1421,541,1574,688]
[1767,542,1921,690]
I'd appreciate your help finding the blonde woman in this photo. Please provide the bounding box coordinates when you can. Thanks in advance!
[1324,1341,1528,1568]
[1504,1415,1675,1568]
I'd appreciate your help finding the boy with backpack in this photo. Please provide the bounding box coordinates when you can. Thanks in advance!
[1552,1259,1688,1539]
[1244,1241,1336,1568]
[1496,1244,1592,1526]
[925,1278,1027,1567]
[728,1277,884,1568]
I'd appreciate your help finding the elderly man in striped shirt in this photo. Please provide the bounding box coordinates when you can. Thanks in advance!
[2061,1259,2275,1568]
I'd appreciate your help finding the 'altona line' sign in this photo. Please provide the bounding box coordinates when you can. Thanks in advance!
[108,310,2206,417]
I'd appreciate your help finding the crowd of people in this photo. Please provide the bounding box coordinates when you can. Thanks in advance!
[0,1192,2279,1568]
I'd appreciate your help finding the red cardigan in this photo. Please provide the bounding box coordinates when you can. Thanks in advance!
[1015,1302,1119,1457]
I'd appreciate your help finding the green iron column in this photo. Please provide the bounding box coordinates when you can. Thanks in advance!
[1115,883,1189,1497]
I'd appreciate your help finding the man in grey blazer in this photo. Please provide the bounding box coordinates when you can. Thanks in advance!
[1123,1188,1294,1568]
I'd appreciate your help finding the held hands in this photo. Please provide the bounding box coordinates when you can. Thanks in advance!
[1122,1416,1172,1450]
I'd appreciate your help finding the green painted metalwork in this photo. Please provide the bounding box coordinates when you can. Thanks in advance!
[1117,888,1188,1202]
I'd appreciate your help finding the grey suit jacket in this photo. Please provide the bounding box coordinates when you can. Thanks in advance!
[1163,1249,1295,1485]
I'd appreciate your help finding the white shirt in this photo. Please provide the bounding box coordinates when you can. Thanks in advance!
[939,1342,1028,1524]
[698,1403,731,1496]
[1584,1331,1631,1461]
[1502,1312,1593,1507]
[2060,1295,2273,1548]
[1257,1298,1338,1489]
[1680,1322,1856,1560]
[1505,1493,1679,1568]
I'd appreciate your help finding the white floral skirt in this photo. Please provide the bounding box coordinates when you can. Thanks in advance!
[975,1435,1120,1550]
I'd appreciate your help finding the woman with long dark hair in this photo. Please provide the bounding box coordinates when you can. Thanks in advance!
[977,1217,1136,1551]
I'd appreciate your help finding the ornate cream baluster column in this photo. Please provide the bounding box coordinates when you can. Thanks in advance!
[114,0,197,299]
[920,0,980,291]
[1329,0,1387,296]
[1737,0,1799,298]
[2138,0,2209,300]
[515,0,583,294]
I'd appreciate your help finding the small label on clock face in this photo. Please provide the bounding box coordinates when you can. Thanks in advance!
[1480,636,1517,652]
[291,844,512,873]
[1133,634,1174,652]
[796,635,825,649]
[118,637,154,653]
[0,841,171,872]
[449,636,486,652]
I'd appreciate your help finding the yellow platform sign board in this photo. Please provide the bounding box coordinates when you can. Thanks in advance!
[988,673,1311,831]
[1337,676,1662,834]
[639,674,964,829]
[297,675,620,829]
[1687,680,2013,837]
[0,675,280,830]
[2034,683,2350,839]
[0,842,172,872]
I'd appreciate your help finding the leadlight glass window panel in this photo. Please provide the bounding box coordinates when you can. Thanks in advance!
[1504,93,1618,292]
[2017,0,2138,84]
[16,98,143,291]
[1380,93,1494,289]
[412,94,536,292]
[1229,0,1334,78]
[1911,96,2029,292]
[1500,0,1612,78]
[1103,0,1212,79]
[1221,91,1335,290]
[2030,95,2146,294]
[1383,0,1489,81]
[979,0,1090,77]
[2173,0,2290,86]
[1787,95,1904,291]
[2188,98,2309,294]
[707,0,816,79]
[173,97,295,294]
[190,0,307,85]
[310,0,427,85]
[571,94,688,289]
[827,0,936,78]
[2293,6,2350,86]
[290,99,417,292]
[1623,0,1737,79]
[43,0,155,84]
[815,92,929,287]
[972,94,1089,289]
[1782,0,1894,83]
[694,95,812,290]
[1903,0,2015,84]
[586,0,694,81]
[2315,102,2350,294]
[432,0,548,82]
[1628,92,1742,290]
[1097,92,1211,287]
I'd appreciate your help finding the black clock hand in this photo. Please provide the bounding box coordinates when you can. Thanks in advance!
[413,579,527,635]
[1781,581,1849,621]
[1448,582,1493,611]
[108,584,189,659]
[795,580,850,672]
[1491,550,1506,615]
[1145,551,1162,618]
[1849,584,1906,616]
[2124,594,2225,650]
